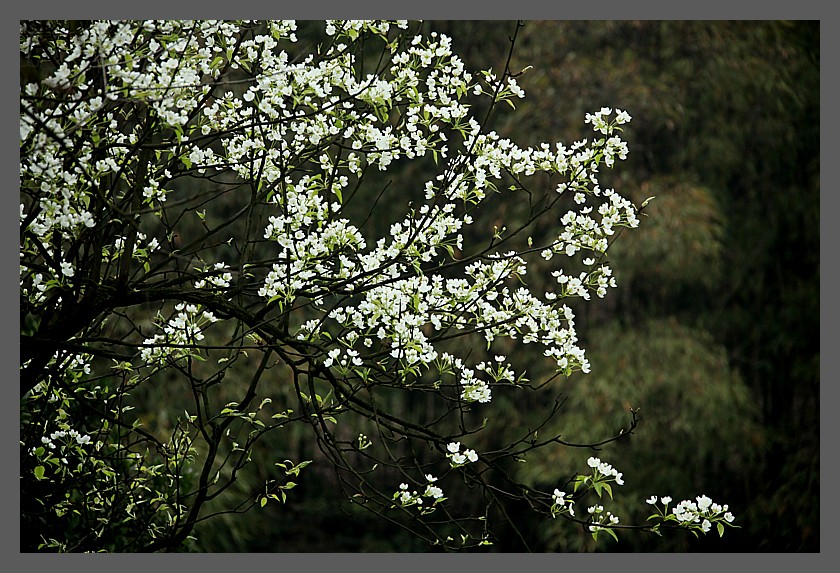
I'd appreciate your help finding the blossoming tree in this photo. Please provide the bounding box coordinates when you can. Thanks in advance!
[20,20,736,551]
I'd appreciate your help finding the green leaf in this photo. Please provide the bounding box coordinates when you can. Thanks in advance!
[34,466,45,480]
[260,497,267,507]
[374,104,389,123]
[604,528,619,542]
[717,522,725,537]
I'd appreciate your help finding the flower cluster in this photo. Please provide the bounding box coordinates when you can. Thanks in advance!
[571,456,625,508]
[394,474,446,513]
[457,366,493,404]
[542,188,640,263]
[586,456,625,485]
[584,106,632,135]
[549,488,576,518]
[40,428,92,449]
[587,503,621,534]
[140,303,219,365]
[28,424,99,479]
[20,21,237,310]
[235,28,640,395]
[323,347,363,370]
[193,263,233,291]
[446,442,478,467]
[475,355,516,385]
[646,494,736,536]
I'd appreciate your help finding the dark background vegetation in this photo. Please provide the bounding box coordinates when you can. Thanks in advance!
[181,20,818,552]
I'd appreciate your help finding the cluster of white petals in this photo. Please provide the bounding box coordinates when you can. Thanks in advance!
[39,428,93,449]
[395,473,444,508]
[646,494,736,533]
[141,303,218,365]
[446,441,479,466]
[587,456,624,485]
[671,495,732,524]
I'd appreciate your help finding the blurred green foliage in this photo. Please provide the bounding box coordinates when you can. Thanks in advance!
[486,20,819,552]
[515,318,761,551]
